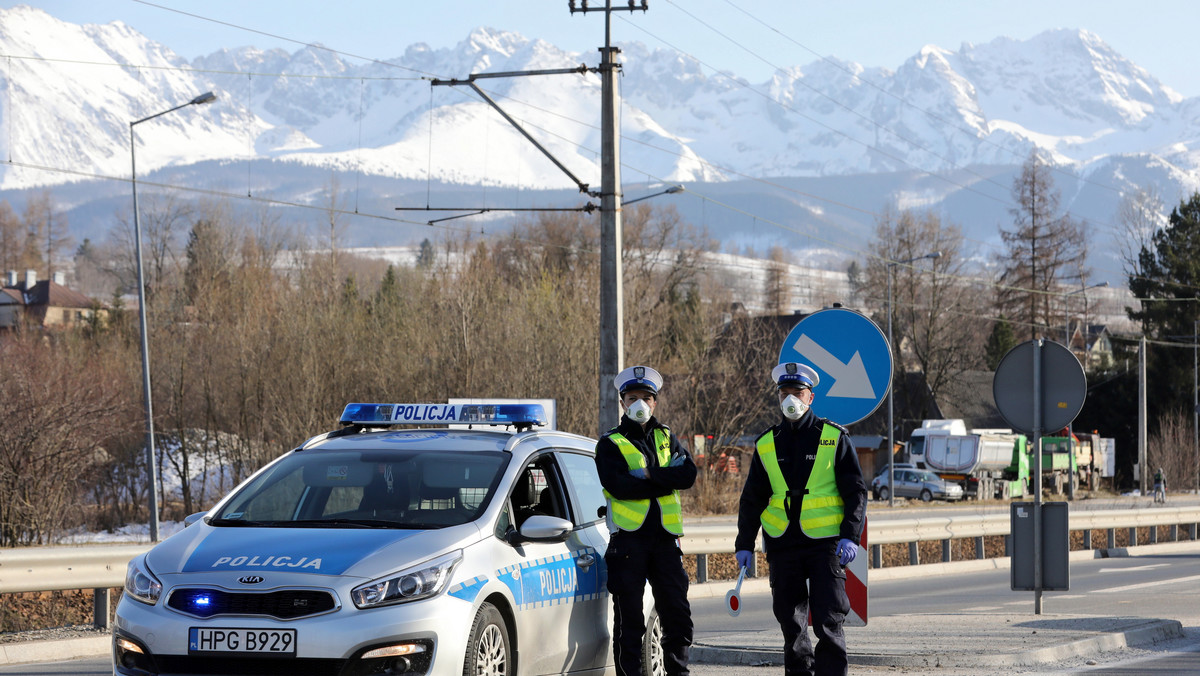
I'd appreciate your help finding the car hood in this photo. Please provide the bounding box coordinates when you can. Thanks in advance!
[147,523,481,577]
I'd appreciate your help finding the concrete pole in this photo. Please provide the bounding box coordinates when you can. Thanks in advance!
[1139,337,1147,495]
[597,11,624,436]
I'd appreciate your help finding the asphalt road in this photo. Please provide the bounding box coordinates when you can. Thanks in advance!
[15,544,1200,675]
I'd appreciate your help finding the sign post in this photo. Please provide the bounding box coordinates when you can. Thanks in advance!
[778,306,888,625]
[993,339,1085,614]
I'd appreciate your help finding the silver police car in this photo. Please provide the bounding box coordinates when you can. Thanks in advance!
[113,402,665,676]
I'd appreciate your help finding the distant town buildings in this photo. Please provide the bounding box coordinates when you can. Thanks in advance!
[0,270,99,330]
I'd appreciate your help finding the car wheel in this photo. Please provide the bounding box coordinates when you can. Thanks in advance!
[642,608,665,676]
[464,602,510,676]
[879,486,890,502]
[920,489,933,503]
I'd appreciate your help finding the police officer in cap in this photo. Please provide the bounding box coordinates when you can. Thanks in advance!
[595,365,697,676]
[734,362,867,676]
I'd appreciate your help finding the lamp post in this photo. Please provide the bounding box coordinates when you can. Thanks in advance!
[130,91,216,542]
[1061,281,1106,499]
[1063,282,1108,355]
[886,250,940,507]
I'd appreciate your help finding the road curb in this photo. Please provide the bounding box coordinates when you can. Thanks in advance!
[692,618,1185,668]
[0,635,109,665]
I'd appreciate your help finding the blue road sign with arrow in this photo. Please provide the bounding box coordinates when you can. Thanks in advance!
[778,307,893,426]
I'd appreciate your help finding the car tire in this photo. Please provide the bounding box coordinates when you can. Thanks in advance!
[642,608,665,676]
[464,602,510,676]
[879,486,890,502]
[920,489,933,503]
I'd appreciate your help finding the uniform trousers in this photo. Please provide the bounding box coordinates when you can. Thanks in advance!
[605,528,692,676]
[768,542,850,676]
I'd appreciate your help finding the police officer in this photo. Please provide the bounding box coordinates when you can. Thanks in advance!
[734,362,867,676]
[595,365,697,676]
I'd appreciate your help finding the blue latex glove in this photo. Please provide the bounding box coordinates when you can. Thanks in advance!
[836,538,857,566]
[668,453,686,467]
[630,467,648,479]
[735,550,753,571]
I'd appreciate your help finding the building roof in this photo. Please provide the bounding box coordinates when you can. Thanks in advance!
[7,280,95,309]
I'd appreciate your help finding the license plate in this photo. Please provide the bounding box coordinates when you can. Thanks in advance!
[189,628,297,655]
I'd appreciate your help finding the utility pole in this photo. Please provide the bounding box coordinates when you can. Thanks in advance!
[570,1,649,436]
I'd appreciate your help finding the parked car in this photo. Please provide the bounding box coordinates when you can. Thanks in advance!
[872,462,916,479]
[872,468,964,502]
[113,401,664,676]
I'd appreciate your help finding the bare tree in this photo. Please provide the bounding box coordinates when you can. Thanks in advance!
[1116,186,1165,280]
[0,334,129,545]
[763,245,789,314]
[1147,408,1196,496]
[0,200,24,273]
[864,206,988,417]
[996,151,1089,340]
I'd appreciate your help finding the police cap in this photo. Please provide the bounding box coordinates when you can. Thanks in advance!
[772,362,819,390]
[614,365,663,396]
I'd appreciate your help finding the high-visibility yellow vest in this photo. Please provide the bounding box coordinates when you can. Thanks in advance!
[756,424,844,539]
[602,428,684,535]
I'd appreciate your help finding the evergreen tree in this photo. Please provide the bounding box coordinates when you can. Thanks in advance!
[417,238,435,269]
[1126,191,1200,423]
[985,316,1017,370]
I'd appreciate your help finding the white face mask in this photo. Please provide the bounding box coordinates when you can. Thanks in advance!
[626,399,652,423]
[780,394,808,420]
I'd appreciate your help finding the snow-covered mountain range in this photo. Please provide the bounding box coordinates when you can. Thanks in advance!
[1,4,1197,281]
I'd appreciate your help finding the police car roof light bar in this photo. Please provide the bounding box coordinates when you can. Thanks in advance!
[339,403,547,431]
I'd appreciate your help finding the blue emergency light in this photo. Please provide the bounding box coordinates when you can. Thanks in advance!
[339,402,547,429]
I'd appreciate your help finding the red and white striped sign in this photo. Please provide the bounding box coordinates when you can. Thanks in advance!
[844,516,868,626]
[807,516,868,627]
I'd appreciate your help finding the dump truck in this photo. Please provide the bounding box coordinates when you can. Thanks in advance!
[907,419,1087,500]
[907,420,1029,500]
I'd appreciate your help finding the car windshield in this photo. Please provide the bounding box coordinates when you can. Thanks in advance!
[210,449,509,529]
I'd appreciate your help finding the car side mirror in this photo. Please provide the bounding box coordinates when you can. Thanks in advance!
[184,511,208,527]
[518,515,573,542]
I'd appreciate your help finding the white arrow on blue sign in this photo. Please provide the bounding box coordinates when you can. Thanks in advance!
[778,307,893,426]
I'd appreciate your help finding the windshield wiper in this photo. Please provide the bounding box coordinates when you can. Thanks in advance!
[282,518,412,529]
[209,518,276,527]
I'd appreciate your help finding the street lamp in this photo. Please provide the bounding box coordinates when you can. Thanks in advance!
[886,250,941,507]
[1061,281,1107,498]
[1063,282,1108,356]
[622,184,684,206]
[130,91,216,542]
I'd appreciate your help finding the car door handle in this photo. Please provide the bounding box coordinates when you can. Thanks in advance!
[576,553,595,570]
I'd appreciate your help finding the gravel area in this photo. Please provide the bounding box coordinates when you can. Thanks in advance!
[0,625,109,645]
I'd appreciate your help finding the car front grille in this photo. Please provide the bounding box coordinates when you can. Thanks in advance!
[167,587,337,619]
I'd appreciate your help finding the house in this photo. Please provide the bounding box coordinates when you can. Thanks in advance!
[1066,320,1114,371]
[0,269,99,330]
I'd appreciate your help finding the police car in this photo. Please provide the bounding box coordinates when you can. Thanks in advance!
[113,402,665,676]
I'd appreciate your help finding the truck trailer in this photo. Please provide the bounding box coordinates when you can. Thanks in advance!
[906,419,1090,500]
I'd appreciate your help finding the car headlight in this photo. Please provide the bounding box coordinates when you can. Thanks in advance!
[124,555,163,605]
[351,550,463,609]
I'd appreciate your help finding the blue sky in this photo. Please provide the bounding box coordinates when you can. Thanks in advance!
[7,0,1199,96]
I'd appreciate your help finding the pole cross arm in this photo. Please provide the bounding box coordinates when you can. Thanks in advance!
[569,1,649,14]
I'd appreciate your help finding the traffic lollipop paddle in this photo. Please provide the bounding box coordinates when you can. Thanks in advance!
[725,565,747,617]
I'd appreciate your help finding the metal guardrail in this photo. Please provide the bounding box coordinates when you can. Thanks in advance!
[682,505,1200,582]
[2,506,1198,626]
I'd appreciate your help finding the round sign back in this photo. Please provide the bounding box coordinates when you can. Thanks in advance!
[992,340,1086,434]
